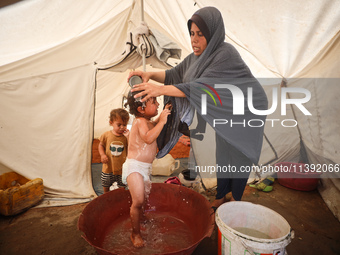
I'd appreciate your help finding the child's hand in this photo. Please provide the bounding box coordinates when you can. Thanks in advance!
[159,107,171,124]
[101,155,108,164]
[123,129,130,138]
[164,102,173,111]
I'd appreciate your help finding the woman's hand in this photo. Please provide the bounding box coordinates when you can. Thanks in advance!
[131,82,163,102]
[128,71,150,83]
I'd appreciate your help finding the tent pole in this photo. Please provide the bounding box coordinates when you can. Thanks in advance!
[141,0,146,72]
[141,0,144,22]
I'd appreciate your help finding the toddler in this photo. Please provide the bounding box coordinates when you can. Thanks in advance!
[98,108,129,193]
[123,92,171,248]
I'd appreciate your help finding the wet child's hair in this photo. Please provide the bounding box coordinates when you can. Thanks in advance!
[124,91,147,117]
[109,108,130,123]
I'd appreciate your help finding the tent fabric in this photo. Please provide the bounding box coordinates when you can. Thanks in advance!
[149,28,182,62]
[0,64,97,198]
[0,0,339,217]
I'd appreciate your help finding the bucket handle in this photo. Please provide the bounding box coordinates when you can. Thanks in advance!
[174,160,180,170]
[237,236,257,255]
[237,228,295,254]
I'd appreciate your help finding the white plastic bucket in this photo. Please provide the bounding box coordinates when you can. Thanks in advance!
[216,201,293,255]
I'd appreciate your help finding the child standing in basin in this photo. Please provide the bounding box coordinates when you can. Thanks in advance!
[123,92,171,248]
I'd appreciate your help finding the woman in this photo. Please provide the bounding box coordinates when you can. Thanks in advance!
[129,7,268,210]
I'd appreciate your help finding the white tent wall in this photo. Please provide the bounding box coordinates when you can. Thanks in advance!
[0,0,191,198]
[0,0,135,197]
[259,83,301,165]
[0,64,97,197]
[201,0,340,77]
[291,34,340,220]
[94,71,131,139]
[0,0,132,68]
[0,0,339,216]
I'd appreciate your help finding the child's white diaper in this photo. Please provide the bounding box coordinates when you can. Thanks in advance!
[122,158,152,185]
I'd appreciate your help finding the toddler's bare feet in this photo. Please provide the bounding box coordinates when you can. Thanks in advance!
[130,233,145,248]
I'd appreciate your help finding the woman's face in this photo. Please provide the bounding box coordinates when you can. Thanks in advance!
[190,22,207,56]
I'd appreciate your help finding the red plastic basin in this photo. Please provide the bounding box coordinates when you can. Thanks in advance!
[275,162,321,191]
[78,183,214,255]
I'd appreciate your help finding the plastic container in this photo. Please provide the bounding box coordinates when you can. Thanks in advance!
[0,172,44,216]
[275,162,321,191]
[151,154,180,176]
[178,170,201,188]
[128,75,143,87]
[216,201,293,255]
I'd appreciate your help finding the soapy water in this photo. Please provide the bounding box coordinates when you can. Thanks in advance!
[233,227,272,239]
[101,212,195,254]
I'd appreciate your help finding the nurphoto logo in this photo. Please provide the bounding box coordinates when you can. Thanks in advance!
[198,83,312,128]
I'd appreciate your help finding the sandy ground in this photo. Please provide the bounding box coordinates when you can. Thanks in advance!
[0,180,339,255]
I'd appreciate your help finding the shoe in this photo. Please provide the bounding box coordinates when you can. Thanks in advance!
[249,177,275,192]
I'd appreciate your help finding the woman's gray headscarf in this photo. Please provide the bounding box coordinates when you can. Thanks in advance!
[157,7,268,165]
[184,7,226,82]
